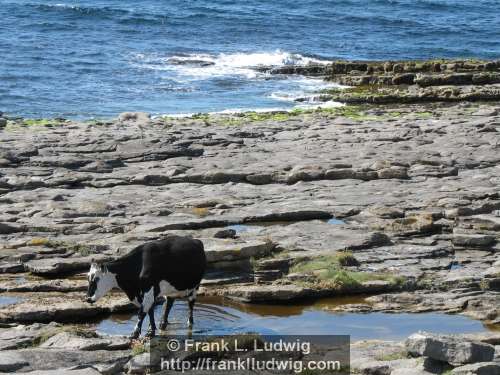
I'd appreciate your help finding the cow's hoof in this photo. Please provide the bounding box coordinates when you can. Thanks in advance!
[129,331,140,340]
[146,330,156,338]
[159,322,168,331]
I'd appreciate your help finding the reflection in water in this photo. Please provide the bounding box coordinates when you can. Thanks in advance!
[96,295,490,340]
[208,295,367,317]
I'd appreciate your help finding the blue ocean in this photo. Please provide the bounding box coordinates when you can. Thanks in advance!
[1,0,499,119]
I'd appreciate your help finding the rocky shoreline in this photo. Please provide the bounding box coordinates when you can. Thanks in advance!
[0,323,498,374]
[1,59,500,373]
[263,58,500,105]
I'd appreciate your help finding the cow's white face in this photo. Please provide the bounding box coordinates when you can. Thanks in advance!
[86,263,117,303]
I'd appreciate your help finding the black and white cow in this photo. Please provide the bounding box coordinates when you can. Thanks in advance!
[86,236,206,338]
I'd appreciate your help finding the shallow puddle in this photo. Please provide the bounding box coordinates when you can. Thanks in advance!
[96,296,490,340]
[450,262,464,270]
[227,218,345,233]
[0,295,22,306]
[226,224,262,233]
[327,218,345,224]
[15,276,27,285]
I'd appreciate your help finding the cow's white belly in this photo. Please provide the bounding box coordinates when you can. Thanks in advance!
[159,279,190,298]
[138,281,197,312]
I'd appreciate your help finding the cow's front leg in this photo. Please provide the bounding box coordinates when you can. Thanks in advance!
[146,308,156,338]
[131,309,146,339]
[159,297,175,330]
[140,286,157,338]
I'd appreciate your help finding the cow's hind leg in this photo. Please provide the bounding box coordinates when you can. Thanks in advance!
[187,287,199,327]
[159,297,175,331]
[188,298,195,327]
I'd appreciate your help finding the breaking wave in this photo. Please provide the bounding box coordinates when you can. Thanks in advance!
[131,50,332,80]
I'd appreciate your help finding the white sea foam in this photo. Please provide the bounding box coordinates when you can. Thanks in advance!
[156,102,344,119]
[155,107,290,118]
[132,50,342,116]
[270,76,347,103]
[132,50,332,80]
[211,107,290,114]
[294,101,344,110]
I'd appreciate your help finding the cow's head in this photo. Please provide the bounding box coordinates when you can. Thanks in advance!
[86,263,117,304]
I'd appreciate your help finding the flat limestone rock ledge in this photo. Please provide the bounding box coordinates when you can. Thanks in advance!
[263,58,500,104]
[0,277,87,293]
[0,322,128,351]
[0,320,498,375]
[0,262,24,274]
[40,331,129,351]
[451,362,500,375]
[0,294,135,324]
[203,238,275,263]
[24,255,115,276]
[2,100,500,332]
[405,331,495,366]
[0,369,102,375]
[133,208,333,232]
[452,233,497,249]
[224,284,316,302]
[319,84,500,104]
[351,331,500,375]
[262,59,500,79]
[239,221,392,255]
[0,349,129,374]
[0,323,62,350]
[364,290,500,322]
[223,280,401,303]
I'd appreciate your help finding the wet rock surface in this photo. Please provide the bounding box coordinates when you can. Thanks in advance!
[351,332,500,375]
[1,101,500,318]
[0,323,130,373]
[405,331,495,365]
[264,59,500,105]
[1,68,500,372]
[2,320,497,374]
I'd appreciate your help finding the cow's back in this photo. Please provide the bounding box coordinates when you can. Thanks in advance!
[146,236,206,291]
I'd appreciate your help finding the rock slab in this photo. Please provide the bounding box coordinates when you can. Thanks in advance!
[405,332,495,366]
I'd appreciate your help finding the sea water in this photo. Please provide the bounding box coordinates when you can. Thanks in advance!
[1,0,499,118]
